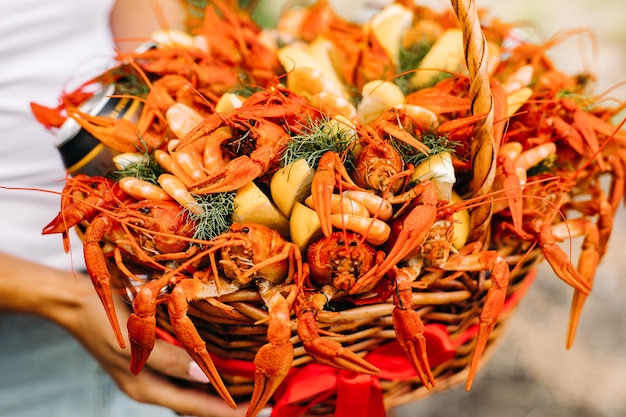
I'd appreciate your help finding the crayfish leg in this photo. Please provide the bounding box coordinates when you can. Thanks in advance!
[566,224,600,349]
[465,257,509,390]
[127,287,157,375]
[168,282,237,408]
[247,291,294,417]
[392,267,435,389]
[297,308,379,375]
[83,216,126,349]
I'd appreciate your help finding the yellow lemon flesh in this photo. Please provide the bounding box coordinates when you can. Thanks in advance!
[410,28,465,89]
[411,152,455,201]
[450,191,469,250]
[233,181,290,238]
[290,202,323,251]
[367,3,414,66]
[270,158,315,218]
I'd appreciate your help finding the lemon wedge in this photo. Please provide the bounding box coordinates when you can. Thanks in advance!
[232,182,290,238]
[411,152,456,201]
[277,40,345,98]
[113,152,145,170]
[290,202,323,251]
[215,92,243,113]
[507,87,533,117]
[450,191,469,250]
[367,3,414,66]
[410,28,465,89]
[270,158,315,218]
[151,29,195,48]
[357,80,406,125]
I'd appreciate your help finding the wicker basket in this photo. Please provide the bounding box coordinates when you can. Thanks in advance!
[45,0,626,415]
[118,0,545,415]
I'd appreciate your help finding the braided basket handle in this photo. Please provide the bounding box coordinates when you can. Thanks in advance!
[451,0,496,244]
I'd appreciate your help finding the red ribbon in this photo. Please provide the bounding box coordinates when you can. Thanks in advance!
[156,269,536,417]
[270,324,456,417]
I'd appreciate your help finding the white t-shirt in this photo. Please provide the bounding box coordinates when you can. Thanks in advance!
[0,0,116,270]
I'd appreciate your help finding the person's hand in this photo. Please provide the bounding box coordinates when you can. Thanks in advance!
[66,275,250,417]
[0,252,249,417]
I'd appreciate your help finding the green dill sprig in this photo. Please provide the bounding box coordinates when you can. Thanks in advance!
[395,41,431,94]
[111,151,165,184]
[281,116,358,169]
[98,65,149,98]
[188,192,236,241]
[391,128,459,167]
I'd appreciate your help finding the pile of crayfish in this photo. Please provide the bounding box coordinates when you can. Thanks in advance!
[32,0,626,415]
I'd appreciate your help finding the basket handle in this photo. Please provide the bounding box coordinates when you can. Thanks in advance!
[451,0,496,244]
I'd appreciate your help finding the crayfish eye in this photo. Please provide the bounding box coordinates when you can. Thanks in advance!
[241,227,249,233]
[138,207,151,214]
[349,240,358,247]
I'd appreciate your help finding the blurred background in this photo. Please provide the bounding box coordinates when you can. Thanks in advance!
[258,0,626,416]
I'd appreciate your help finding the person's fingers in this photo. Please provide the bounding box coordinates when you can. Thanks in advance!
[144,338,210,383]
[120,366,248,417]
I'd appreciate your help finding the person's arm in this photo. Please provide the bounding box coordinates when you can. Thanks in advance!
[109,0,186,52]
[0,3,247,415]
[0,252,247,417]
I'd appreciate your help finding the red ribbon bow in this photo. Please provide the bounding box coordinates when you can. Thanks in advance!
[271,323,459,417]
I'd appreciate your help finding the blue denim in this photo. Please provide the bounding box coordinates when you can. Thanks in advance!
[0,315,177,417]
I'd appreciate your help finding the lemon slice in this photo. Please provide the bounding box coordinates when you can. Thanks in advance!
[215,92,243,113]
[290,202,323,251]
[357,80,406,125]
[270,158,315,218]
[411,152,456,201]
[151,29,195,48]
[233,182,290,238]
[113,152,145,170]
[450,191,469,250]
[507,87,533,117]
[277,40,346,98]
[367,3,414,66]
[410,28,465,89]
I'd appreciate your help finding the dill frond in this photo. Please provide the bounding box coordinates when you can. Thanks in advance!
[189,192,236,241]
[391,129,459,167]
[396,41,431,94]
[282,116,358,169]
[101,65,149,98]
[111,151,165,184]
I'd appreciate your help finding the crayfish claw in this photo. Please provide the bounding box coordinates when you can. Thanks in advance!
[465,258,510,391]
[298,310,379,375]
[247,343,294,417]
[392,308,435,389]
[247,291,294,417]
[127,287,157,375]
[391,266,435,389]
[305,336,380,375]
[168,285,237,409]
